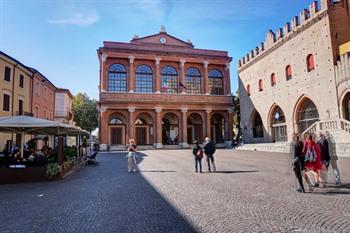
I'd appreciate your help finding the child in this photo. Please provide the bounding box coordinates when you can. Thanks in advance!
[126,139,137,172]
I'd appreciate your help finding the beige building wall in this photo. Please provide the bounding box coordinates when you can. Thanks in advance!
[238,0,350,143]
[0,53,32,150]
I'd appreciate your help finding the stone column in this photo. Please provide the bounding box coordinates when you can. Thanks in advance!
[181,107,188,147]
[225,109,233,146]
[101,53,107,92]
[128,106,135,142]
[128,55,135,93]
[203,61,209,95]
[205,108,211,139]
[180,59,186,94]
[155,107,163,148]
[225,63,231,95]
[155,57,161,93]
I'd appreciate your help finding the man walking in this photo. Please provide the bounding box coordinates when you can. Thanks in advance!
[204,137,216,172]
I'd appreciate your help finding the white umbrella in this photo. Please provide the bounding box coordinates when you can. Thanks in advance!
[0,115,89,157]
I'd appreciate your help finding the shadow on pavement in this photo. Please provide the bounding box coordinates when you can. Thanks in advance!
[212,170,259,174]
[140,170,176,173]
[0,152,198,233]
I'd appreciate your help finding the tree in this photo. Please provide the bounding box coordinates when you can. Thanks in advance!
[72,92,98,133]
[231,89,241,140]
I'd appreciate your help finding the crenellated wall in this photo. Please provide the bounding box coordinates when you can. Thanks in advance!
[237,0,349,70]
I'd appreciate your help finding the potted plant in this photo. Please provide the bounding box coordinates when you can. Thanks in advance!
[45,162,62,180]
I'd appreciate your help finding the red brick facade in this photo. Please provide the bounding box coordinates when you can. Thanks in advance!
[98,30,233,148]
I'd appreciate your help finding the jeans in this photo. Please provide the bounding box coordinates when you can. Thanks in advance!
[194,157,202,172]
[206,154,216,172]
[330,159,341,183]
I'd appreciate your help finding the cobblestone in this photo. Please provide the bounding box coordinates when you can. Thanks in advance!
[0,149,349,233]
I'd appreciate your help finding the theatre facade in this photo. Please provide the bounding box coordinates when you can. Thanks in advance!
[97,28,233,149]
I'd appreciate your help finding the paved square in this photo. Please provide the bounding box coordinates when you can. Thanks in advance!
[0,149,349,233]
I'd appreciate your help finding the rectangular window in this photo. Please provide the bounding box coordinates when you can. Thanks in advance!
[18,99,23,115]
[19,75,24,88]
[44,87,47,98]
[4,66,11,82]
[3,94,10,111]
[36,83,40,95]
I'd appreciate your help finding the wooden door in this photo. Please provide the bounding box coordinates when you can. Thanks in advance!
[111,127,122,145]
[136,127,147,145]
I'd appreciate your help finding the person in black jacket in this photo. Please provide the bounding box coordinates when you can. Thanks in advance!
[192,141,203,173]
[317,131,330,183]
[292,135,306,193]
[203,137,216,172]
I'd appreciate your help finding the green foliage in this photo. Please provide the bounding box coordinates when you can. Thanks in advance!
[82,137,88,148]
[27,139,36,150]
[46,162,62,177]
[232,90,240,128]
[64,146,77,160]
[72,92,98,133]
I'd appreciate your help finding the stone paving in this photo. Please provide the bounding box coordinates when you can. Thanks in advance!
[0,149,350,233]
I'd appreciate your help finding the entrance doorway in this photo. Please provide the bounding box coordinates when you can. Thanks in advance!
[187,113,203,144]
[211,113,224,143]
[136,127,147,145]
[270,106,287,142]
[162,113,179,145]
[110,127,123,145]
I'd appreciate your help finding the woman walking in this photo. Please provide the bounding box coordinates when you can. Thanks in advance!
[303,133,323,187]
[127,139,137,172]
[192,141,203,173]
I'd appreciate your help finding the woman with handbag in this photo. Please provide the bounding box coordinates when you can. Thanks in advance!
[192,140,203,173]
[302,133,323,187]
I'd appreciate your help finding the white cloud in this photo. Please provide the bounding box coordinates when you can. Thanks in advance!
[48,11,99,26]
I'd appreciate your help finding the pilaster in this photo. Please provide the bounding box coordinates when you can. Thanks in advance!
[203,61,209,95]
[128,106,135,141]
[205,108,211,139]
[180,59,186,94]
[181,107,188,147]
[155,57,161,93]
[154,107,163,148]
[128,56,135,93]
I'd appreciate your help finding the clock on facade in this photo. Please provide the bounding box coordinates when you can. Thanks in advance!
[159,37,167,44]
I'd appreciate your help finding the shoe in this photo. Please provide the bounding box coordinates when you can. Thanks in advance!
[296,188,305,193]
[195,170,198,173]
[133,169,136,172]
[308,184,314,192]
[128,170,131,172]
[314,183,319,188]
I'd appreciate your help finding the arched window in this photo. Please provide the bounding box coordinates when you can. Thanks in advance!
[298,98,319,133]
[185,67,201,94]
[258,79,263,92]
[252,111,264,138]
[306,54,315,72]
[109,117,123,125]
[136,65,153,93]
[286,65,292,80]
[247,84,251,96]
[271,73,276,87]
[208,69,223,95]
[108,64,127,92]
[161,66,178,93]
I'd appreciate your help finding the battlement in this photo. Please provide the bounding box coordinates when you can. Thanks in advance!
[237,0,347,70]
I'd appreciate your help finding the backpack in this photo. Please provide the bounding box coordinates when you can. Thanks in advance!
[196,148,203,158]
[305,147,316,162]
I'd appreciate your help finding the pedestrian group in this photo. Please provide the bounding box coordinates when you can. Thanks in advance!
[292,131,341,193]
[192,137,216,173]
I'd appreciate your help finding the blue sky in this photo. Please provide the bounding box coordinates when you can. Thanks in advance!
[1,0,314,99]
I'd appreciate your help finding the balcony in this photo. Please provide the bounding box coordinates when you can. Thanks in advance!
[100,92,233,105]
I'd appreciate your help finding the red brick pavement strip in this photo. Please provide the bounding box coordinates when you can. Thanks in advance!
[137,149,350,233]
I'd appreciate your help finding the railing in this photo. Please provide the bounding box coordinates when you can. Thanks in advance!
[302,118,350,136]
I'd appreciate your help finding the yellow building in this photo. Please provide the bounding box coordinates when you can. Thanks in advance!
[0,51,32,150]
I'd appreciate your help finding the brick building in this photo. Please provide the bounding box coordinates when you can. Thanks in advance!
[97,28,233,149]
[238,0,350,154]
[55,88,74,125]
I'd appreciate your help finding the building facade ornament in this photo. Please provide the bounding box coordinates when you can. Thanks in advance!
[155,57,161,65]
[180,59,186,67]
[101,53,107,62]
[128,55,135,64]
[203,61,209,68]
[154,107,162,113]
[128,106,136,112]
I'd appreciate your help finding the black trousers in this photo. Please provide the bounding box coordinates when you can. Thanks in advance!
[206,154,215,171]
[293,157,305,191]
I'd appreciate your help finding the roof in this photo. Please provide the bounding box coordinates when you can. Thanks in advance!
[0,50,57,90]
[56,88,74,99]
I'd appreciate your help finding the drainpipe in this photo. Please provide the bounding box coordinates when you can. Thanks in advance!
[11,62,18,143]
[11,62,19,116]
